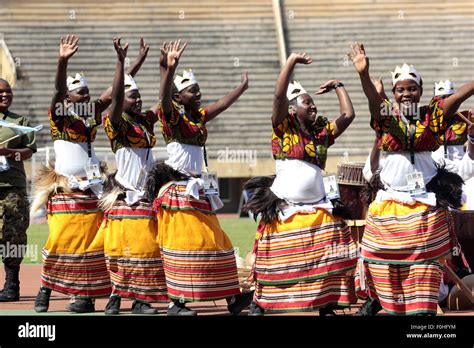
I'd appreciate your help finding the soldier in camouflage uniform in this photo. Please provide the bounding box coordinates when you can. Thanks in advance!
[0,78,37,302]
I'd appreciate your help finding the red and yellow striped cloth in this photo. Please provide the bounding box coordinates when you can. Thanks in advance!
[361,261,443,315]
[254,209,357,312]
[42,191,111,298]
[362,201,453,263]
[155,183,240,302]
[153,183,213,213]
[358,200,453,315]
[100,201,168,303]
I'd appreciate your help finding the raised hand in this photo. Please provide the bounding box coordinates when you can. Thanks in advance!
[138,37,149,58]
[113,37,129,62]
[315,80,339,95]
[159,41,169,70]
[241,71,249,91]
[166,40,187,70]
[59,34,79,60]
[289,52,312,65]
[348,42,369,75]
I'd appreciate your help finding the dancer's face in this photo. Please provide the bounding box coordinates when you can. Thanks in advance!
[67,86,90,104]
[392,80,422,106]
[177,84,201,112]
[293,93,318,128]
[123,90,142,116]
[0,80,13,112]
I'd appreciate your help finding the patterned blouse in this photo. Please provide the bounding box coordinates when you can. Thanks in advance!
[48,100,102,142]
[372,96,451,152]
[440,110,471,146]
[158,101,209,146]
[272,113,335,170]
[103,111,157,153]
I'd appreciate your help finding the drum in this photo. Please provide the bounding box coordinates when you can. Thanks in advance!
[447,274,474,311]
[452,210,474,270]
[337,161,368,220]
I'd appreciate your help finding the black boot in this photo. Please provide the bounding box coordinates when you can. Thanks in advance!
[66,298,95,313]
[319,305,337,316]
[104,295,121,315]
[0,264,20,302]
[167,300,197,316]
[228,291,254,315]
[132,300,158,315]
[34,286,51,312]
[354,297,382,316]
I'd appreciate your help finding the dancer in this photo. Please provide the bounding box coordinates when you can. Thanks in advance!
[359,78,474,314]
[0,78,37,302]
[243,51,357,315]
[99,37,167,315]
[33,35,149,313]
[148,40,252,316]
[348,42,473,315]
[431,80,473,183]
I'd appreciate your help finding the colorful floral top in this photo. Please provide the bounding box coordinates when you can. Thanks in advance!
[440,110,470,146]
[372,96,451,152]
[272,113,335,170]
[103,111,157,153]
[158,101,209,146]
[48,100,103,142]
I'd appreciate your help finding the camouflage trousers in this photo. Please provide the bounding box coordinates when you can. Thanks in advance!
[0,187,29,267]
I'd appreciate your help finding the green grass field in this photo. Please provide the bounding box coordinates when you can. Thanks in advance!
[24,217,258,264]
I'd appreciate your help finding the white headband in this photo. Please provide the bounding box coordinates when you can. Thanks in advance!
[124,74,139,93]
[287,81,307,101]
[174,69,198,92]
[391,63,421,86]
[66,73,88,91]
[434,80,455,97]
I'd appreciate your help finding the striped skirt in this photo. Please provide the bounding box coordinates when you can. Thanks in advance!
[42,191,111,298]
[254,210,358,312]
[155,183,240,302]
[359,200,453,315]
[100,201,168,303]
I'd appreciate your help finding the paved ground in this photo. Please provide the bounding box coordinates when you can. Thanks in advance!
[0,265,472,316]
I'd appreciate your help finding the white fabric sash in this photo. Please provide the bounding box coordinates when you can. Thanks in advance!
[432,145,474,181]
[54,139,99,177]
[174,179,223,211]
[115,147,154,205]
[270,159,325,204]
[53,140,103,197]
[379,151,437,192]
[165,142,203,175]
[278,200,334,222]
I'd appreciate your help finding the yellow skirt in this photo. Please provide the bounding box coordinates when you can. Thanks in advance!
[157,207,240,301]
[42,192,111,297]
[101,201,168,302]
[254,210,357,312]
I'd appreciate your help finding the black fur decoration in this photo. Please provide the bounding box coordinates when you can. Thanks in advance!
[145,161,190,201]
[361,171,384,206]
[330,198,353,220]
[426,164,464,210]
[242,175,283,225]
[243,175,352,224]
[360,165,464,210]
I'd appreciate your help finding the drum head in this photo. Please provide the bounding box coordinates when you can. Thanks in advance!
[447,274,474,311]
